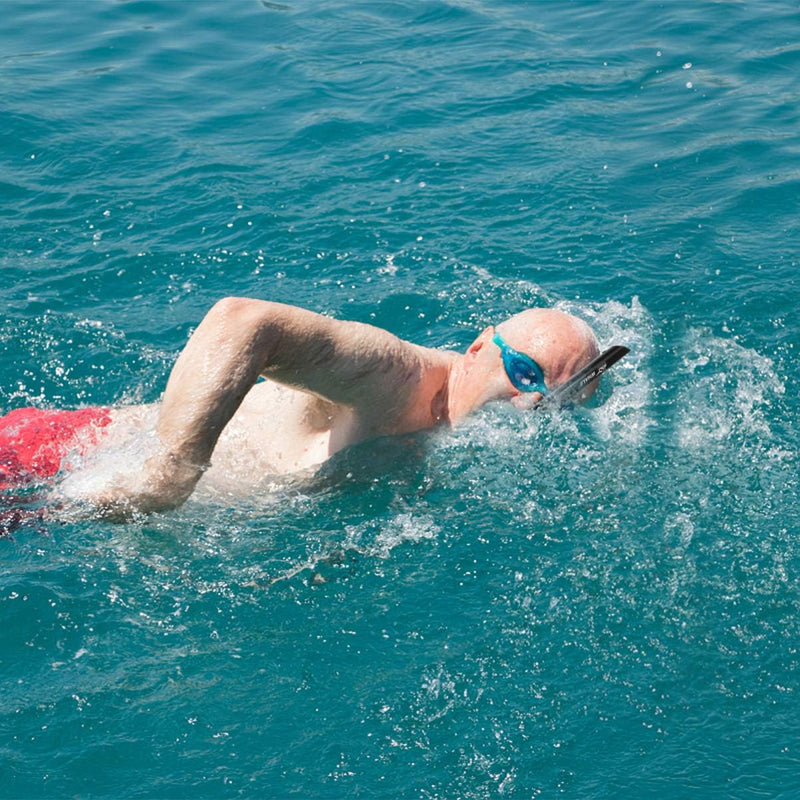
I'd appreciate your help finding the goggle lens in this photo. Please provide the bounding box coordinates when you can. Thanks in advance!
[492,332,548,394]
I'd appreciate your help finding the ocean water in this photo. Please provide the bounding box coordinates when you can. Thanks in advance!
[2,0,799,797]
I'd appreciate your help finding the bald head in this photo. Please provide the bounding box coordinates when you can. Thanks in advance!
[496,308,599,394]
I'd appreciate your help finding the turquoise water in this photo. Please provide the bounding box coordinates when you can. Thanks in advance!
[2,0,800,797]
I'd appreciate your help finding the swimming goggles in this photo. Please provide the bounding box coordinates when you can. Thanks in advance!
[492,331,548,394]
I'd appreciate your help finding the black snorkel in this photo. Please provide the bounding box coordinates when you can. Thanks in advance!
[535,345,630,409]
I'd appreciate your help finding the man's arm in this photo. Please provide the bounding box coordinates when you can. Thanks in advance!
[97,297,427,515]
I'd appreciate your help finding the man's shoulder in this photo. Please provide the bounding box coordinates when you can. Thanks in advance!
[360,344,455,437]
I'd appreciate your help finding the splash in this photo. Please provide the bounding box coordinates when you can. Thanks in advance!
[675,327,786,451]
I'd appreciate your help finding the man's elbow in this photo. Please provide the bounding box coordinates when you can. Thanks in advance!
[205,296,272,326]
[200,297,288,348]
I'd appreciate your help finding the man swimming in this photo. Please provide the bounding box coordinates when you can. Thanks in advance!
[0,297,612,518]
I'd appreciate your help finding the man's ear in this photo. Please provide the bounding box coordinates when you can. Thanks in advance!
[467,326,493,356]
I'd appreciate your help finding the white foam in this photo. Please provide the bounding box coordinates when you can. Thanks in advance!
[345,511,440,560]
[56,407,160,511]
[263,511,440,587]
[675,328,785,452]
[558,295,655,447]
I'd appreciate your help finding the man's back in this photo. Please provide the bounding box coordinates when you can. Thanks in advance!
[211,379,361,477]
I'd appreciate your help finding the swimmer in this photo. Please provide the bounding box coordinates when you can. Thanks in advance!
[1,298,622,519]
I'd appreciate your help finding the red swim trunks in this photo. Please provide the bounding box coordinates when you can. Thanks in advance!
[0,407,111,491]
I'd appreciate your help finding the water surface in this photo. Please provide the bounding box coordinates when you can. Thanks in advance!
[2,1,799,797]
